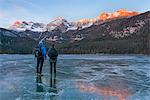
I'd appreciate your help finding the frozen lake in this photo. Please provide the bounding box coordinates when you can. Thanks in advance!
[0,54,150,100]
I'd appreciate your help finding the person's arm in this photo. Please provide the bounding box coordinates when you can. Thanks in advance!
[44,54,47,60]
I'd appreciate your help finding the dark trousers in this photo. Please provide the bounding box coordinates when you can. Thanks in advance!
[50,62,56,75]
[50,62,56,87]
[36,58,44,74]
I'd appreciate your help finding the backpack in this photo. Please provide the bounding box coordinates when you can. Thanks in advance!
[34,47,41,58]
[48,48,58,59]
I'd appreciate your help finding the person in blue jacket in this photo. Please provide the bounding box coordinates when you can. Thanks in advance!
[35,39,47,76]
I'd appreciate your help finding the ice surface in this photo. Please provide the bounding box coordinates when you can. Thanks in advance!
[0,54,150,100]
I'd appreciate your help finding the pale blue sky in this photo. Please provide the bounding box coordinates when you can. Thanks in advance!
[0,0,149,28]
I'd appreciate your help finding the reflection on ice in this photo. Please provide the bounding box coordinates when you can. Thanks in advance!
[78,83,130,100]
[36,74,58,94]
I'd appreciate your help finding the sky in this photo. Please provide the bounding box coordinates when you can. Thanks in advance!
[0,0,150,28]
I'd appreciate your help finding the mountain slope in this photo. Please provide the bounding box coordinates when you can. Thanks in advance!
[0,11,149,54]
[59,11,150,54]
[0,27,36,53]
[9,21,46,32]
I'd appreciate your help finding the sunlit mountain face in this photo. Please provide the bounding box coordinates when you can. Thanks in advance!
[11,21,23,28]
[9,9,140,32]
[77,9,139,23]
[46,17,71,32]
[10,21,46,32]
[97,9,139,21]
[1,11,149,54]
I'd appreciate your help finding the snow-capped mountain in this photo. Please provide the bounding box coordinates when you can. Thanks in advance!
[1,11,149,54]
[9,9,140,33]
[9,21,46,32]
[71,18,98,30]
[70,9,139,30]
[97,9,139,21]
[46,17,71,32]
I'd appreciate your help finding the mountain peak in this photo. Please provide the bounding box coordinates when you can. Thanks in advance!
[46,17,70,32]
[116,9,127,12]
[50,17,67,24]
[98,12,109,21]
[75,9,140,25]
[10,21,46,32]
[11,21,23,28]
[98,9,139,21]
[8,9,141,32]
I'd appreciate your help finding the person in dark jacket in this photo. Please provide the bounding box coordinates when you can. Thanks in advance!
[48,44,58,77]
[34,39,47,76]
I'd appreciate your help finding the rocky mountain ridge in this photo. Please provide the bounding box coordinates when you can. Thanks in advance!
[0,10,149,54]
